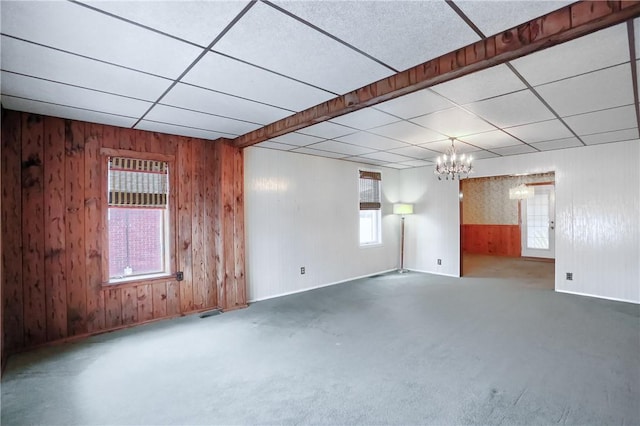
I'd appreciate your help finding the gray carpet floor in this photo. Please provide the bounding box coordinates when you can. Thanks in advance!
[2,256,639,425]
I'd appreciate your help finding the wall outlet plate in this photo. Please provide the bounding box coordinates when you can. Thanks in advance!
[437,259,442,265]
[176,271,184,281]
[300,267,305,275]
[566,272,573,281]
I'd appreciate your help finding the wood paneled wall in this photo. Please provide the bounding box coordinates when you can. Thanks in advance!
[462,224,521,257]
[1,109,246,353]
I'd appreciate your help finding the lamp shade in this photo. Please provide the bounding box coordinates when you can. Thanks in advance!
[393,203,414,215]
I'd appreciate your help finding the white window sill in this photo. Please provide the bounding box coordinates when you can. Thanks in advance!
[103,272,173,289]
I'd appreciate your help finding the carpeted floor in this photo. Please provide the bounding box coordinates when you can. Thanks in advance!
[2,256,638,425]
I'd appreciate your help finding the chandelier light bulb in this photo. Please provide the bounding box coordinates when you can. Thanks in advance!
[434,137,473,181]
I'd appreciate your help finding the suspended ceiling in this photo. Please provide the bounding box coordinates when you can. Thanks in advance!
[1,1,639,169]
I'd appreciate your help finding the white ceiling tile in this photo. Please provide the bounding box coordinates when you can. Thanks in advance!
[530,137,584,151]
[464,90,555,128]
[144,104,252,136]
[368,120,444,144]
[636,19,640,58]
[161,83,291,125]
[330,108,400,130]
[432,64,526,104]
[410,107,495,137]
[456,1,573,37]
[535,64,634,117]
[581,128,639,145]
[491,144,539,156]
[182,52,334,111]
[335,132,408,151]
[383,163,412,169]
[271,132,326,147]
[1,71,151,117]
[297,121,356,139]
[388,145,439,159]
[307,140,375,156]
[563,105,637,135]
[0,35,171,102]
[466,150,500,160]
[344,156,388,166]
[399,160,432,167]
[82,1,250,47]
[135,120,230,140]
[213,2,393,94]
[0,95,137,128]
[512,23,630,86]
[273,1,480,71]
[419,138,476,154]
[375,89,453,119]
[256,141,297,151]
[505,119,574,144]
[0,1,202,79]
[459,130,523,150]
[291,147,348,159]
[361,151,414,163]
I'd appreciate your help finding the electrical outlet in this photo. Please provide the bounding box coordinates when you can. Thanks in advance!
[300,267,305,275]
[437,259,442,265]
[566,272,573,281]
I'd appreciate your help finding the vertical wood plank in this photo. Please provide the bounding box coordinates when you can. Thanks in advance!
[221,144,235,310]
[166,281,180,316]
[232,147,246,308]
[137,284,153,322]
[85,123,105,332]
[21,113,46,346]
[65,120,87,335]
[2,109,24,351]
[152,282,167,319]
[213,144,224,308]
[191,139,206,309]
[105,288,122,328]
[101,124,118,150]
[121,287,138,325]
[177,138,193,313]
[43,116,67,341]
[204,143,217,308]
[118,127,136,151]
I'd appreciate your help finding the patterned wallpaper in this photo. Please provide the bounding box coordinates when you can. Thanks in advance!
[461,173,554,225]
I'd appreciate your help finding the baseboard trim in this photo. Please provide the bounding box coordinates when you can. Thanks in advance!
[248,269,397,303]
[406,268,460,278]
[555,289,639,305]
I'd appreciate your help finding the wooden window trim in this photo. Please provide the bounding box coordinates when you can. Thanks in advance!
[100,148,177,286]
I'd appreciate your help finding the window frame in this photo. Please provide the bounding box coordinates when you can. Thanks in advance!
[100,148,176,287]
[358,169,382,247]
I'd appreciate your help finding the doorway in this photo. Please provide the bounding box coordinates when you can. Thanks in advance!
[521,184,555,259]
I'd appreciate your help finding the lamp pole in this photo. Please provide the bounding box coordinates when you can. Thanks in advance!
[400,215,406,273]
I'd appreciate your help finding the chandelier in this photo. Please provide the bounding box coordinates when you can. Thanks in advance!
[434,138,473,180]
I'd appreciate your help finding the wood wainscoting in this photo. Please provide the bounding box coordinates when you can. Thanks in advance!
[462,224,521,257]
[1,109,246,354]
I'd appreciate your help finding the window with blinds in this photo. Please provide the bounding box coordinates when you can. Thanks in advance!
[359,170,382,245]
[108,157,169,208]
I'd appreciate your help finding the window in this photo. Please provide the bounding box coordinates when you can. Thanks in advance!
[359,170,382,245]
[106,155,170,282]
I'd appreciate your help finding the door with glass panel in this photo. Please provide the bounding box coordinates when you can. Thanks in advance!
[521,184,555,259]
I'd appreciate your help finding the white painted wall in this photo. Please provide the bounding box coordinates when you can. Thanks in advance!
[244,147,401,302]
[400,140,640,304]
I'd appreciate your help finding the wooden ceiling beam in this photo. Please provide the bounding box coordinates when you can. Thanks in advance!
[233,0,640,149]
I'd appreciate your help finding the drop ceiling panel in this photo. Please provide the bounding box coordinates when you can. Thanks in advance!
[431,64,526,104]
[1,95,137,128]
[82,0,250,47]
[213,2,394,94]
[375,89,453,119]
[291,147,348,159]
[410,107,495,137]
[1,71,152,117]
[530,137,584,151]
[419,138,477,154]
[459,130,523,150]
[296,121,356,139]
[368,121,444,145]
[563,105,637,135]
[464,90,555,128]
[0,36,171,102]
[273,0,480,71]
[161,83,290,125]
[512,23,629,86]
[335,132,408,151]
[135,120,232,140]
[308,140,375,156]
[505,119,574,144]
[270,132,326,147]
[329,108,400,130]
[345,156,387,166]
[388,145,439,159]
[382,163,412,170]
[144,104,251,136]
[581,128,639,145]
[490,144,538,156]
[455,1,573,37]
[399,159,432,168]
[535,64,634,117]
[182,52,334,111]
[466,150,500,160]
[256,141,297,151]
[360,151,413,163]
[0,1,202,79]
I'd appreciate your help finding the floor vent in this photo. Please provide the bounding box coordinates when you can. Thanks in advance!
[199,309,221,319]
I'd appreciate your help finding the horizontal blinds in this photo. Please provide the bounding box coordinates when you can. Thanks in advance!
[108,157,169,208]
[359,171,381,210]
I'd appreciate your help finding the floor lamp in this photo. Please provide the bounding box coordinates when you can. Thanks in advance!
[393,203,414,273]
